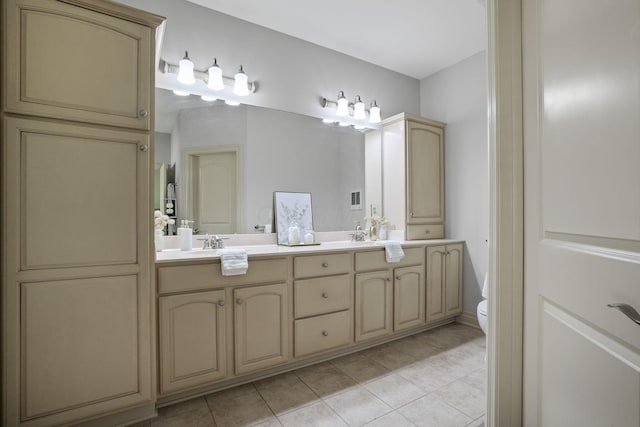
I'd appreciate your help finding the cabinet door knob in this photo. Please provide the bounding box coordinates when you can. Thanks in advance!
[138,144,148,152]
[425,229,431,234]
[236,298,243,305]
[322,330,329,336]
[322,292,329,299]
[386,278,391,282]
[396,276,401,281]
[322,262,329,268]
[139,109,148,117]
[218,299,225,307]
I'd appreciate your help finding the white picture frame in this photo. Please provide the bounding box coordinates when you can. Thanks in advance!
[273,191,314,245]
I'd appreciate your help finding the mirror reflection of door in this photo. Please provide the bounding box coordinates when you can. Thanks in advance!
[186,148,240,234]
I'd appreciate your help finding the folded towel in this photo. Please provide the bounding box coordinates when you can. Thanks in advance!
[378,240,404,263]
[218,248,248,276]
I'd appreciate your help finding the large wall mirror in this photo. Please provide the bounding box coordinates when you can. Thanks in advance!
[154,88,368,234]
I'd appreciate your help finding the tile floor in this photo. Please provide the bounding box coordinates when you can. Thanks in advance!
[140,323,486,427]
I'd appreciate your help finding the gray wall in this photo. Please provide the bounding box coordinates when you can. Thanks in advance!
[154,132,171,164]
[420,51,489,314]
[118,0,420,119]
[171,104,364,233]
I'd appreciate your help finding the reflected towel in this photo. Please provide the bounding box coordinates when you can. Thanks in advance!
[218,248,248,276]
[377,240,404,263]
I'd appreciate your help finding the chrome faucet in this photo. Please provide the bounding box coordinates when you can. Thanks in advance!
[197,235,225,250]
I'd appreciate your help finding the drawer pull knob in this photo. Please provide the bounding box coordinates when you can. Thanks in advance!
[236,298,243,305]
[322,330,329,336]
[396,276,401,281]
[425,230,430,234]
[138,144,148,152]
[218,299,225,307]
[386,278,391,282]
[139,109,148,117]
[322,292,329,299]
[322,262,329,268]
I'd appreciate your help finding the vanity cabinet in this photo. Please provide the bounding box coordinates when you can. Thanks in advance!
[426,244,464,323]
[354,248,425,342]
[1,1,163,425]
[381,113,445,240]
[293,253,353,358]
[234,283,289,374]
[159,291,227,394]
[3,0,156,130]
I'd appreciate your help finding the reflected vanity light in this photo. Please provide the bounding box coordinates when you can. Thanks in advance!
[322,118,337,124]
[173,89,190,96]
[225,99,241,106]
[322,91,381,124]
[201,95,218,101]
[162,56,257,95]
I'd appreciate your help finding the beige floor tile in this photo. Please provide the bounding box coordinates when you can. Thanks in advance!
[257,377,320,415]
[385,335,443,360]
[466,415,485,427]
[362,343,417,371]
[323,386,392,426]
[398,396,472,427]
[151,406,216,427]
[157,396,210,418]
[278,401,348,427]
[364,373,425,409]
[207,383,258,403]
[296,364,358,398]
[459,368,487,393]
[254,372,304,391]
[332,354,390,384]
[431,379,486,420]
[363,411,416,427]
[207,388,275,427]
[396,362,456,393]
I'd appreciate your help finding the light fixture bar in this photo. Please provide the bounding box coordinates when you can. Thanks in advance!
[322,97,379,120]
[161,60,257,93]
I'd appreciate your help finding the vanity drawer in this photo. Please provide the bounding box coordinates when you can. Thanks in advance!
[294,253,352,279]
[294,274,352,318]
[294,310,352,358]
[158,258,288,294]
[355,247,424,272]
[406,224,444,240]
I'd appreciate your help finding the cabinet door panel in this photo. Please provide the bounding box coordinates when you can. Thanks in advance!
[159,291,227,394]
[21,277,141,419]
[355,270,393,342]
[234,283,289,374]
[426,246,446,323]
[407,121,444,224]
[445,244,463,316]
[5,0,152,129]
[394,265,425,331]
[6,117,147,270]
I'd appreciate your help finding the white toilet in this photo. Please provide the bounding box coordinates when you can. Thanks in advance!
[477,273,489,335]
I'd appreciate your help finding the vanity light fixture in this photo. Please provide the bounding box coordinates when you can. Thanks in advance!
[322,118,337,124]
[353,95,366,120]
[207,58,225,90]
[225,99,241,106]
[322,91,382,124]
[338,121,350,127]
[177,51,195,84]
[201,95,218,102]
[162,56,257,95]
[173,89,190,96]
[336,91,349,116]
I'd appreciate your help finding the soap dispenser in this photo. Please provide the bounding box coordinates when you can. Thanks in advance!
[178,220,193,251]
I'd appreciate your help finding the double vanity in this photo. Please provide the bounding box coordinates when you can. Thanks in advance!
[155,238,464,405]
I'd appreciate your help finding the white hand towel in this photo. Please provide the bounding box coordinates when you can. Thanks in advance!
[378,241,404,263]
[218,248,248,276]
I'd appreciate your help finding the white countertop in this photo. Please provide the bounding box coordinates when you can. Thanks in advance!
[155,238,463,264]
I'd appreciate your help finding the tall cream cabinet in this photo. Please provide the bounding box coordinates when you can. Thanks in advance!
[426,244,464,323]
[1,1,164,426]
[381,113,446,240]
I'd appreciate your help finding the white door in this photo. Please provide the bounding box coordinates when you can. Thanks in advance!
[190,151,238,234]
[523,0,640,425]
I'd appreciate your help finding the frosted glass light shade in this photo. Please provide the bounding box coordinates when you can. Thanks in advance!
[207,59,224,90]
[353,96,366,120]
[201,95,217,101]
[225,99,240,106]
[173,90,190,96]
[369,101,381,123]
[337,91,349,116]
[233,66,250,96]
[177,51,195,84]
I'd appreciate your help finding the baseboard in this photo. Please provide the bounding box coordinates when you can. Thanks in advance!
[456,310,481,329]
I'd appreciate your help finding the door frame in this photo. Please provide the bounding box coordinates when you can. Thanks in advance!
[486,0,525,425]
[182,145,243,233]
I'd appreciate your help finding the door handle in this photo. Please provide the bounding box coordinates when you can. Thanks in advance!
[607,303,640,325]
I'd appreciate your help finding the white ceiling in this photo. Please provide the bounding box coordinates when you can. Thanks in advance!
[185,0,487,80]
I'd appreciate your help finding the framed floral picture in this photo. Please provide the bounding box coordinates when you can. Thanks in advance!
[274,191,314,245]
